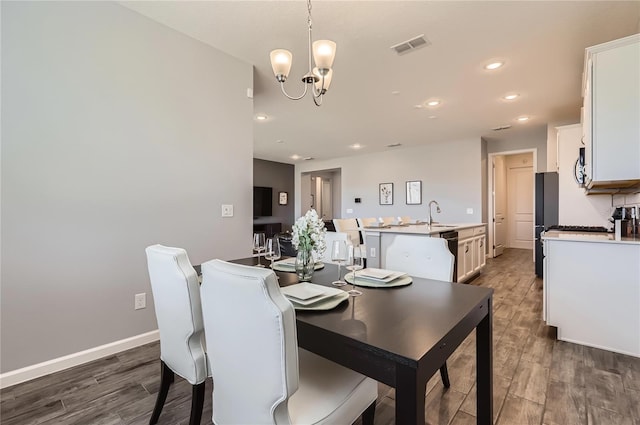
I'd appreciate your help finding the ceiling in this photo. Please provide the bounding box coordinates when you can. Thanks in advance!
[121,1,640,164]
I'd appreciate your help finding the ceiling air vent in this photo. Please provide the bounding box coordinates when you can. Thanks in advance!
[390,34,430,55]
[492,125,512,131]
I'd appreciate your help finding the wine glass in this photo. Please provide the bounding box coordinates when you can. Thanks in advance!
[265,237,281,271]
[331,240,348,286]
[346,245,363,297]
[253,232,266,267]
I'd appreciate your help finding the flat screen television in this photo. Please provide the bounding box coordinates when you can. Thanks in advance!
[253,186,273,217]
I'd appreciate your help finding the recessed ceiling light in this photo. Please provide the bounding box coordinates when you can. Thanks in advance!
[413,104,424,109]
[391,91,400,95]
[484,61,504,70]
[290,154,301,160]
[256,114,268,121]
[517,116,530,122]
[503,93,519,100]
[276,139,285,144]
[428,115,437,119]
[349,143,363,149]
[386,143,402,148]
[426,99,441,107]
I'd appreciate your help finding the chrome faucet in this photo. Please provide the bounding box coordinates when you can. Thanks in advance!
[428,200,441,226]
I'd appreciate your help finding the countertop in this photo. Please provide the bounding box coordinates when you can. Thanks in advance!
[542,230,640,245]
[362,223,485,236]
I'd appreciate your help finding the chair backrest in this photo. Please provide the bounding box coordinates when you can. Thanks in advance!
[321,232,350,264]
[333,218,361,246]
[277,232,297,257]
[380,217,396,226]
[145,245,207,385]
[385,236,454,282]
[200,259,298,425]
[357,217,377,228]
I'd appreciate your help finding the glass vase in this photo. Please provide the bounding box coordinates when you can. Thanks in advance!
[295,249,315,282]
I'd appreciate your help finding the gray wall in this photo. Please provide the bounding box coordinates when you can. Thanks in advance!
[295,138,485,224]
[1,2,253,372]
[253,159,295,230]
[485,125,548,172]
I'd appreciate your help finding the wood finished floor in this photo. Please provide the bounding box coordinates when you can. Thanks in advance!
[2,248,639,425]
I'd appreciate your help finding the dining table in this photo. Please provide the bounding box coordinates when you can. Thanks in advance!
[207,257,494,425]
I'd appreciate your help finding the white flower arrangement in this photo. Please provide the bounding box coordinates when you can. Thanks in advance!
[292,209,327,257]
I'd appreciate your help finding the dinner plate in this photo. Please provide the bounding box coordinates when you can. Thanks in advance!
[271,258,325,272]
[280,283,325,302]
[358,268,407,282]
[282,283,348,308]
[292,291,349,310]
[344,273,413,288]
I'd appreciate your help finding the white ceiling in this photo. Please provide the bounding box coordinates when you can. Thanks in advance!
[122,1,640,164]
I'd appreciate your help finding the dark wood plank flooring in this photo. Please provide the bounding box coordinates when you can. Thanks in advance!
[2,249,639,424]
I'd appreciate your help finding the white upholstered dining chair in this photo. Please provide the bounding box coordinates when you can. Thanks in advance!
[145,245,207,425]
[384,235,455,388]
[321,231,350,264]
[200,259,378,425]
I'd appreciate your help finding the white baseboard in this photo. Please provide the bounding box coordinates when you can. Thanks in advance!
[0,330,159,389]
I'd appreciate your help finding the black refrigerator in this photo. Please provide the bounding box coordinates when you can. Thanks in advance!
[535,172,559,277]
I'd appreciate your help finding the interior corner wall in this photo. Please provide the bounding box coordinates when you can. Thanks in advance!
[253,159,295,230]
[295,138,484,224]
[485,126,548,172]
[1,2,253,373]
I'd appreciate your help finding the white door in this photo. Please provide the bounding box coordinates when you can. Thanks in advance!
[493,156,507,257]
[321,179,332,220]
[507,166,534,249]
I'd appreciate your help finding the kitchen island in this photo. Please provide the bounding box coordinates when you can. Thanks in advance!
[364,223,486,283]
[542,230,640,357]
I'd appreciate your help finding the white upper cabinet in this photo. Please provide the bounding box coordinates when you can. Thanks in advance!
[583,34,640,188]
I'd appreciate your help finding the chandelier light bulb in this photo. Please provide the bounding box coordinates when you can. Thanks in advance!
[270,49,293,81]
[313,40,337,70]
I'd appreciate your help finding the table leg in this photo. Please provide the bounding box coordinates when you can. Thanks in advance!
[395,364,426,425]
[476,297,493,425]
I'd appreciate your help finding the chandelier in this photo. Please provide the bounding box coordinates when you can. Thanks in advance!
[269,0,336,106]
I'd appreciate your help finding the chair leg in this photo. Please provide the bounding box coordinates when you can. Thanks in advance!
[361,400,376,425]
[149,360,174,424]
[189,382,206,425]
[439,362,451,388]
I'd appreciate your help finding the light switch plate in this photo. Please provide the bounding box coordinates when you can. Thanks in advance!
[222,204,234,217]
[346,208,354,214]
[466,208,474,215]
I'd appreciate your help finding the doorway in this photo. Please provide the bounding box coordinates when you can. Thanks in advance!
[300,169,342,221]
[488,150,536,258]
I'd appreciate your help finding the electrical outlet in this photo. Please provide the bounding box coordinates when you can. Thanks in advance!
[466,208,474,215]
[221,204,234,217]
[134,293,146,310]
[346,208,354,214]
[370,247,376,258]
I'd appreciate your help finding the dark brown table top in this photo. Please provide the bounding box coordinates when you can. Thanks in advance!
[209,258,493,367]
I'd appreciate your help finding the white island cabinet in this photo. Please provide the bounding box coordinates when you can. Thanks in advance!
[543,231,640,357]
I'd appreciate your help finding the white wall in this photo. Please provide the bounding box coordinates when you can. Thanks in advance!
[295,138,484,224]
[1,2,253,372]
[557,124,612,226]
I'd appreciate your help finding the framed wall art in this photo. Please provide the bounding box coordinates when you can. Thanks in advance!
[379,183,393,205]
[406,180,422,205]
